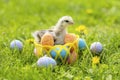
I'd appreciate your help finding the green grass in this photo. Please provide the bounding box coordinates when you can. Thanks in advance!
[0,0,120,80]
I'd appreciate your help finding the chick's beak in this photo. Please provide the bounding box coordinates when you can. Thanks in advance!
[70,21,74,24]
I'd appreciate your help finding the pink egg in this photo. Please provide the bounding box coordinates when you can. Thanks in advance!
[34,48,38,57]
[33,48,42,57]
[34,48,36,54]
[67,51,78,64]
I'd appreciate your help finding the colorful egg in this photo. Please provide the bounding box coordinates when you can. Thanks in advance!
[34,47,43,57]
[67,51,78,64]
[34,48,36,54]
[41,33,54,46]
[10,40,23,50]
[37,56,57,67]
[34,48,39,57]
[90,42,103,54]
[64,33,77,44]
[78,38,86,50]
[50,45,69,62]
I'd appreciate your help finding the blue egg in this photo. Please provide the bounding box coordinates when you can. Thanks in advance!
[10,40,23,50]
[60,49,67,58]
[50,46,68,61]
[78,38,86,50]
[50,48,59,59]
[37,56,57,67]
[90,42,103,54]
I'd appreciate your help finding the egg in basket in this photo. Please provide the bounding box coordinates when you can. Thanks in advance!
[34,33,86,64]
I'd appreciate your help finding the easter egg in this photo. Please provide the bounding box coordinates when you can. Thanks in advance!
[50,45,69,62]
[34,48,39,57]
[34,47,43,57]
[10,40,23,50]
[41,33,54,46]
[90,42,103,54]
[67,51,78,64]
[64,33,78,53]
[34,48,36,54]
[64,33,77,43]
[78,38,86,50]
[37,55,57,67]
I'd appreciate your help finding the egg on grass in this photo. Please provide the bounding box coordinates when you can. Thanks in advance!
[78,38,86,50]
[10,40,23,51]
[37,55,57,67]
[90,42,103,54]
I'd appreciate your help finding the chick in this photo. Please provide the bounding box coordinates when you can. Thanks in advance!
[32,16,74,45]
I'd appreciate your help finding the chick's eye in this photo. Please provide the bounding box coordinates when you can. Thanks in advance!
[65,20,69,22]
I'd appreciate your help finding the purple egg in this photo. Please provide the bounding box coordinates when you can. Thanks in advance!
[37,56,57,67]
[90,42,103,54]
[10,40,23,50]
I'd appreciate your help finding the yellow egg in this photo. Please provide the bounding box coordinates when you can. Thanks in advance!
[41,33,54,46]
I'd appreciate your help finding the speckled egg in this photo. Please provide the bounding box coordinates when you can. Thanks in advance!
[64,33,77,44]
[10,40,23,50]
[41,33,54,46]
[78,38,86,50]
[37,56,57,67]
[90,42,103,54]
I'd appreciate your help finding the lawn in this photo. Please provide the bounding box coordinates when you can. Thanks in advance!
[0,0,120,80]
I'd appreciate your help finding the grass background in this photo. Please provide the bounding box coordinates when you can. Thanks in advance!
[0,0,120,80]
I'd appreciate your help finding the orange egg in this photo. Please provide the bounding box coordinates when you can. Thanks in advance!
[41,33,54,46]
[64,33,78,54]
[64,33,77,44]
